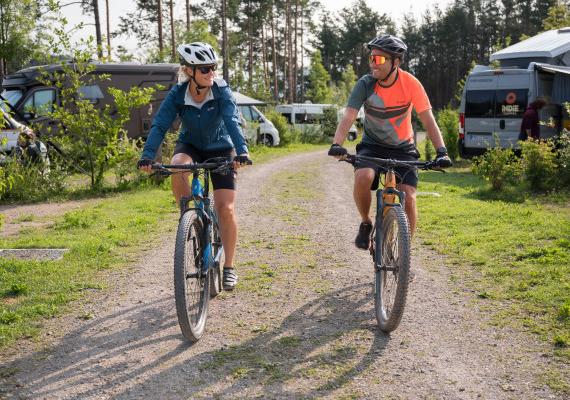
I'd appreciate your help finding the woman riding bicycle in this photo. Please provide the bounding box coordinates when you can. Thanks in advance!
[138,42,250,291]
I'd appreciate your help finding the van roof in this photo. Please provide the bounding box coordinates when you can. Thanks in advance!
[2,62,179,87]
[491,28,570,60]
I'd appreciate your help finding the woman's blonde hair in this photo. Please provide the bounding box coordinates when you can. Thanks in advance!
[177,65,191,84]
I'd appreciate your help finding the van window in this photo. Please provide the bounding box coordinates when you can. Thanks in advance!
[239,105,253,122]
[297,112,322,124]
[465,90,494,118]
[250,107,261,122]
[1,89,23,111]
[79,85,104,103]
[281,112,292,124]
[495,89,527,118]
[22,89,56,118]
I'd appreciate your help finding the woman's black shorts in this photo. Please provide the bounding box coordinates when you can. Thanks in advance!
[355,142,420,189]
[173,142,237,190]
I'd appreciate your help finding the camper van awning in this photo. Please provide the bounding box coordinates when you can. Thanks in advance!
[535,64,570,76]
[233,92,265,106]
[491,28,570,60]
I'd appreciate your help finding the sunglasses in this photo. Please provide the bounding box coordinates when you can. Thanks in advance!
[197,65,216,74]
[369,55,391,65]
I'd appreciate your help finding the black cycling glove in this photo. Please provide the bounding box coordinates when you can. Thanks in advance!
[137,158,153,168]
[328,144,348,157]
[435,147,453,168]
[234,155,252,165]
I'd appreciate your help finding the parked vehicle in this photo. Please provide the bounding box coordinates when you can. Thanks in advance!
[1,61,179,140]
[458,62,568,158]
[275,103,359,141]
[0,108,49,166]
[237,104,280,146]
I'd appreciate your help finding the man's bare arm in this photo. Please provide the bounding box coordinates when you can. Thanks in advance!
[332,107,359,146]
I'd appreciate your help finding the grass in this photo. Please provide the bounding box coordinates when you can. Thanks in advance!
[415,161,570,361]
[0,188,177,347]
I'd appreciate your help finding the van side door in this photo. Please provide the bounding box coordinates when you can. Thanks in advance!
[18,87,58,137]
[495,73,529,148]
[464,74,497,150]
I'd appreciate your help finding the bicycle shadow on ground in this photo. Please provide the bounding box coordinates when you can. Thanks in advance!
[113,282,392,399]
[0,296,185,399]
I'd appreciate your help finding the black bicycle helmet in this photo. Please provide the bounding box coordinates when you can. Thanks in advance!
[367,35,408,59]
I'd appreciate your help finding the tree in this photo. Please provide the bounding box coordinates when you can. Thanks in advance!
[543,0,570,29]
[306,50,332,103]
[0,0,38,80]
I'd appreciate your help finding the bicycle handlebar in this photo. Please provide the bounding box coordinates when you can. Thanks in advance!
[340,154,445,172]
[151,156,253,176]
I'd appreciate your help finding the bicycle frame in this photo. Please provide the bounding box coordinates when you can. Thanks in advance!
[374,169,406,272]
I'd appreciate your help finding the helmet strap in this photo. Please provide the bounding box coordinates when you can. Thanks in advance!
[380,59,398,83]
[190,66,206,95]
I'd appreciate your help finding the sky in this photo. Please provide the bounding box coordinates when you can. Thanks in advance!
[63,0,455,57]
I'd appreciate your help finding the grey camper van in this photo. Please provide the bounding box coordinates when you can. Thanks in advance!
[458,62,567,157]
[1,62,179,140]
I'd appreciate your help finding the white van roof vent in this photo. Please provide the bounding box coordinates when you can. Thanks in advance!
[558,27,570,34]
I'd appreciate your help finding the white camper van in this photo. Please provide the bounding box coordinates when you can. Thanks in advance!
[275,103,359,141]
[458,62,567,157]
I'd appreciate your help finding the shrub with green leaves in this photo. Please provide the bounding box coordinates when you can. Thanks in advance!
[519,139,558,192]
[555,131,570,189]
[436,108,459,160]
[322,107,338,138]
[265,109,298,146]
[1,160,66,202]
[424,140,435,161]
[472,147,522,191]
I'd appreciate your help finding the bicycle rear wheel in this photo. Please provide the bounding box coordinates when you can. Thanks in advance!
[174,210,210,342]
[374,206,411,332]
[209,216,224,298]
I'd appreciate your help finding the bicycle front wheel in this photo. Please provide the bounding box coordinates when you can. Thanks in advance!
[209,216,224,298]
[374,206,411,332]
[174,210,210,342]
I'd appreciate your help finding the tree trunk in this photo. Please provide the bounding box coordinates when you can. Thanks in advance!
[271,6,278,101]
[293,0,298,102]
[247,0,253,90]
[283,4,289,102]
[300,5,304,102]
[261,23,269,92]
[93,0,103,59]
[170,0,175,60]
[158,0,164,56]
[222,0,229,82]
[186,0,190,32]
[105,0,111,59]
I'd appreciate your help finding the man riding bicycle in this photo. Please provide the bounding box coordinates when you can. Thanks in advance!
[328,34,452,249]
[138,42,251,290]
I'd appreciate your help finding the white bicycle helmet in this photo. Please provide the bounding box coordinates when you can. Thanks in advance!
[177,42,218,66]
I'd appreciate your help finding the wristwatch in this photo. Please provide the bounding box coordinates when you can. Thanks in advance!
[436,146,448,156]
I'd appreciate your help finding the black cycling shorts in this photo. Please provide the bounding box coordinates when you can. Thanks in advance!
[355,142,420,189]
[173,142,237,190]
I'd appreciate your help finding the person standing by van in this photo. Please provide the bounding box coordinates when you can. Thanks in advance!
[328,35,451,249]
[137,42,251,290]
[519,97,546,141]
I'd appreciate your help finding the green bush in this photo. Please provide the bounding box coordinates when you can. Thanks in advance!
[472,147,522,191]
[1,160,67,202]
[555,131,570,189]
[520,139,558,192]
[437,108,459,160]
[424,140,435,161]
[322,107,338,138]
[265,109,297,146]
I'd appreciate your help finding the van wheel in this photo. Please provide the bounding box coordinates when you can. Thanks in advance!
[260,134,274,146]
[348,132,357,141]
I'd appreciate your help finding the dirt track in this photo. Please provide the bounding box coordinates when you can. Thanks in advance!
[0,151,567,399]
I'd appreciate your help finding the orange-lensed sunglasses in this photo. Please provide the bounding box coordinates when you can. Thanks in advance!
[368,55,391,65]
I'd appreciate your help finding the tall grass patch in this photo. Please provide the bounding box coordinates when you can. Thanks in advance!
[0,188,176,347]
[417,169,570,359]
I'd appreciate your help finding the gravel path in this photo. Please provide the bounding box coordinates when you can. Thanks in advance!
[0,150,566,399]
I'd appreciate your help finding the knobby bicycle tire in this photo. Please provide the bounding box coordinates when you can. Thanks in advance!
[209,216,224,298]
[374,206,411,332]
[174,210,210,342]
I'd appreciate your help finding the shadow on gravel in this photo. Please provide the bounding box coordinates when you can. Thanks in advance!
[2,297,183,399]
[114,283,392,399]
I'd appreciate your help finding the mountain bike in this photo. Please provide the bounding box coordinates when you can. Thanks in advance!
[152,157,251,342]
[340,154,443,332]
